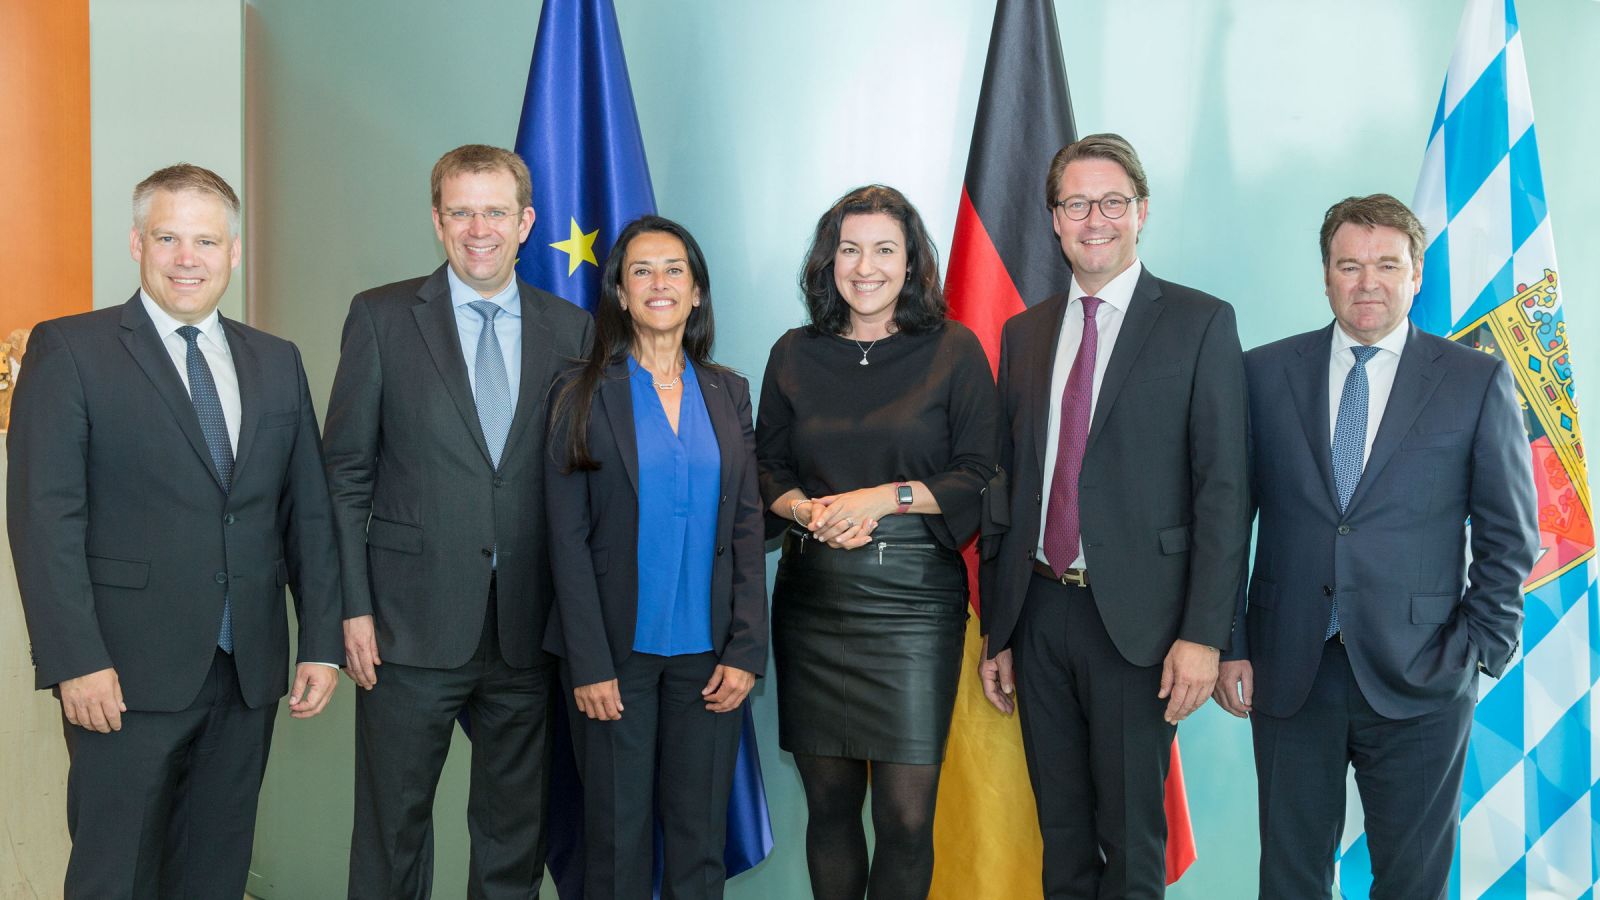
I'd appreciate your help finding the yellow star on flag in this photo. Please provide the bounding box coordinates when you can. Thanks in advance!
[550,218,600,276]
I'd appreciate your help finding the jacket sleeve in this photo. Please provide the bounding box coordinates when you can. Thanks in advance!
[1461,359,1538,677]
[321,296,383,619]
[717,375,770,677]
[543,383,617,687]
[280,342,345,665]
[5,322,114,688]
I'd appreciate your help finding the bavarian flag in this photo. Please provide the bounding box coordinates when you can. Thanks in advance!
[933,0,1197,895]
[509,0,774,893]
[1333,0,1597,896]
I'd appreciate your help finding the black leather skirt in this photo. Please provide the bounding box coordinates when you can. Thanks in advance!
[772,514,968,764]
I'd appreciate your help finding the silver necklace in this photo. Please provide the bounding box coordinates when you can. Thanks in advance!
[852,337,883,366]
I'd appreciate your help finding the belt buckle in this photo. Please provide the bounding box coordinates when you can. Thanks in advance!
[1059,568,1087,588]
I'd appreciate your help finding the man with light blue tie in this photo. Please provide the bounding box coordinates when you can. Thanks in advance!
[1213,194,1539,899]
[324,144,593,899]
[7,163,343,898]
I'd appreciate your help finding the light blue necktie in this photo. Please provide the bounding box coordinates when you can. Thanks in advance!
[1328,344,1380,639]
[468,300,512,470]
[177,325,234,653]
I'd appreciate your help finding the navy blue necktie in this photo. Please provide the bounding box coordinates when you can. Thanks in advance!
[177,325,234,653]
[1327,344,1380,639]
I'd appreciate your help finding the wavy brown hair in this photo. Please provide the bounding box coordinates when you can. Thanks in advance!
[798,185,946,336]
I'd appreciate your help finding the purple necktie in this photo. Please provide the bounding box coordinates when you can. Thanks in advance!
[1042,296,1103,576]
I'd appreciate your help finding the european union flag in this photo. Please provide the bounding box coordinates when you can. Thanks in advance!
[514,0,654,310]
[508,1,775,895]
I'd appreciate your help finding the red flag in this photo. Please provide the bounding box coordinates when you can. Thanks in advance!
[933,0,1196,892]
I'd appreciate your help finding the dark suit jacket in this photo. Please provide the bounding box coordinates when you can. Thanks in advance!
[982,266,1252,666]
[1224,323,1538,720]
[543,361,768,688]
[323,265,593,670]
[6,294,343,711]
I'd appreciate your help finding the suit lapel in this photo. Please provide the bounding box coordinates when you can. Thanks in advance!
[117,294,227,492]
[502,283,556,459]
[1085,268,1163,452]
[1027,295,1069,476]
[411,266,494,468]
[222,317,263,479]
[600,361,640,494]
[699,365,738,509]
[1286,325,1340,511]
[1346,325,1443,512]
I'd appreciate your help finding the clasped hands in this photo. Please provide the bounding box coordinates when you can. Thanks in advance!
[794,485,899,549]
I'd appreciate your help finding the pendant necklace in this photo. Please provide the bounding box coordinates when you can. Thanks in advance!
[852,337,883,366]
[650,357,683,390]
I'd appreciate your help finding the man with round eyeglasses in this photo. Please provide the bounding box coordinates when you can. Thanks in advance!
[979,133,1251,898]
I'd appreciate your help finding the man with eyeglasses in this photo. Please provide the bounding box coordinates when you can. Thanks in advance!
[979,133,1250,898]
[324,144,592,898]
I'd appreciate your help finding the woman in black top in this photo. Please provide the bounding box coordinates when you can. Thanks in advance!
[756,185,998,900]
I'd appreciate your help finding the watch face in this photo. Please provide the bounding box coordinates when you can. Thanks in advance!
[897,485,914,507]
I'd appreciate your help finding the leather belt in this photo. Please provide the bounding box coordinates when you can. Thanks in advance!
[1032,560,1089,587]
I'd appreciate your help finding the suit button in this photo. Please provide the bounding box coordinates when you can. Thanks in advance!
[1323,585,1333,596]
[224,514,236,525]
[1337,525,1351,535]
[716,545,725,557]
[493,477,504,487]
[481,548,493,558]
[214,572,228,584]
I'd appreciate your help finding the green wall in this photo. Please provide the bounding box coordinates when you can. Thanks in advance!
[242,1,1600,897]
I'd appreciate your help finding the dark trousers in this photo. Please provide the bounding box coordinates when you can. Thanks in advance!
[61,648,275,900]
[565,651,744,900]
[1013,574,1175,900]
[349,593,554,900]
[1252,639,1473,900]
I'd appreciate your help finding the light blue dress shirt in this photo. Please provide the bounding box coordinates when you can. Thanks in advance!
[447,267,522,410]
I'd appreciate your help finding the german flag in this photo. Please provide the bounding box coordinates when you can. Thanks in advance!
[932,1,1197,894]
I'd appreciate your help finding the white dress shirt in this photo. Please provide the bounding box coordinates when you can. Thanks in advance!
[1328,320,1408,470]
[140,291,240,454]
[1036,259,1143,568]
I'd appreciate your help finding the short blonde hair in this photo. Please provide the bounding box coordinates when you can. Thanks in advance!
[430,144,533,211]
[133,164,240,236]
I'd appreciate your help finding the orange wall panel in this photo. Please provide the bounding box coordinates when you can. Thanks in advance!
[0,0,92,335]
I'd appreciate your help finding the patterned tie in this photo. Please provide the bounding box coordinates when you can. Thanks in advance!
[1042,296,1104,576]
[1327,344,1380,638]
[468,300,512,469]
[177,325,234,653]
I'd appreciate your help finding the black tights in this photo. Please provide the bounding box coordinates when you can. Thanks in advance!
[793,754,941,900]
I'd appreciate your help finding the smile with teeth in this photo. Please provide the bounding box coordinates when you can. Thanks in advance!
[466,244,498,256]
[170,277,203,285]
[1082,237,1114,246]
[852,281,886,293]
[644,297,675,308]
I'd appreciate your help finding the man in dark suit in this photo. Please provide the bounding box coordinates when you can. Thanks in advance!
[324,144,592,899]
[6,163,343,899]
[978,133,1251,899]
[1213,194,1538,899]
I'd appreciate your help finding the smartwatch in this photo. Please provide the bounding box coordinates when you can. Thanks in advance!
[894,482,913,514]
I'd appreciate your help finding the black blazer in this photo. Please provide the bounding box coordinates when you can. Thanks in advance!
[1225,324,1537,719]
[981,267,1252,666]
[543,360,768,688]
[7,294,343,711]
[323,265,594,669]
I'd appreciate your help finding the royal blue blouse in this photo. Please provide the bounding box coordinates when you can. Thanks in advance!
[629,357,719,655]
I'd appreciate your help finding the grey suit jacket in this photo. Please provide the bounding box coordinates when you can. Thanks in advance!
[1225,323,1538,719]
[323,265,593,669]
[542,361,768,688]
[981,266,1252,666]
[6,294,343,711]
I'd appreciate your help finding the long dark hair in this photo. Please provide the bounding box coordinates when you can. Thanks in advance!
[551,215,726,471]
[798,185,946,336]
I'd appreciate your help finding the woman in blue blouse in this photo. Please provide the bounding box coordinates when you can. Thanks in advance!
[544,215,768,900]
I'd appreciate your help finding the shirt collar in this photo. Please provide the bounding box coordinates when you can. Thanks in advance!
[139,289,227,348]
[1331,319,1408,359]
[446,267,521,317]
[1068,258,1142,314]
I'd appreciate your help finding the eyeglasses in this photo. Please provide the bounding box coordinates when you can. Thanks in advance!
[440,208,517,224]
[1050,194,1139,221]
